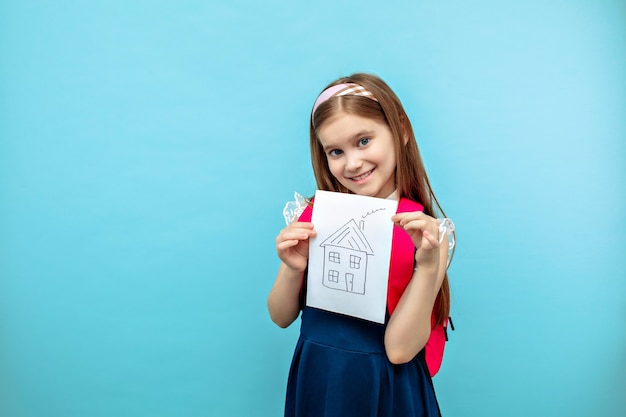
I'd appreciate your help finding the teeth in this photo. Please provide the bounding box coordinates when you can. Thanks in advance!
[352,170,372,181]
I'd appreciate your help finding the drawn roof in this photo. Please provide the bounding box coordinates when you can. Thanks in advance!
[319,219,374,255]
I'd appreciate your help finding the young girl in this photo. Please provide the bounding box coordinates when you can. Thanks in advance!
[268,73,453,417]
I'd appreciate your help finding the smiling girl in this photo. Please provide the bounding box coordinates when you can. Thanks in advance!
[268,73,454,417]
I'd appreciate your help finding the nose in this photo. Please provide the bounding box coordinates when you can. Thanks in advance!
[345,151,363,172]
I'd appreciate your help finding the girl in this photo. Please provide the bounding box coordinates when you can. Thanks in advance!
[268,73,453,417]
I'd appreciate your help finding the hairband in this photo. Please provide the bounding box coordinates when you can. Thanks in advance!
[311,83,378,116]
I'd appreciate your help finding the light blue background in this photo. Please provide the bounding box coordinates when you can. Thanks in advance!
[1,1,624,416]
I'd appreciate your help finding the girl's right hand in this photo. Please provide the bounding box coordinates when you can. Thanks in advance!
[276,222,316,272]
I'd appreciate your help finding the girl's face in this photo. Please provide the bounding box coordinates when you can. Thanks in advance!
[317,111,397,199]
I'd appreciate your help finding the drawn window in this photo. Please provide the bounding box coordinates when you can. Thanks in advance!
[349,255,361,269]
[328,251,340,263]
[328,270,339,283]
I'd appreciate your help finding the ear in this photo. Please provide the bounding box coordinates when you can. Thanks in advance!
[403,132,409,145]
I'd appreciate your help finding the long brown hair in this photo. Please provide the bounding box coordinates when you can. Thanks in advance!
[309,73,453,326]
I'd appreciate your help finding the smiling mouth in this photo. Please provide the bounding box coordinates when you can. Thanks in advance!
[351,169,374,182]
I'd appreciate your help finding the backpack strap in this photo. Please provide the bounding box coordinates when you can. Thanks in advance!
[387,198,424,315]
[296,204,314,307]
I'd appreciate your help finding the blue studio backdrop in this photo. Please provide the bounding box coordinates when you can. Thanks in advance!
[1,1,624,416]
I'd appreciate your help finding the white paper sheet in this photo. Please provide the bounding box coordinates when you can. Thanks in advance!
[306,190,398,324]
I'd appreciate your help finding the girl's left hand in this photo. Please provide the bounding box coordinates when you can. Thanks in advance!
[391,211,440,268]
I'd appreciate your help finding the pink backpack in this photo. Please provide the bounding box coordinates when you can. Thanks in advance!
[424,311,453,376]
[388,197,451,377]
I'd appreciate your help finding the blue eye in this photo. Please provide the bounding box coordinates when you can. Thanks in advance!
[328,149,343,157]
[358,137,370,146]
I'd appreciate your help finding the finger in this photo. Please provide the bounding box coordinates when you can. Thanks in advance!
[284,224,316,234]
[278,228,316,241]
[276,239,301,251]
[421,230,440,249]
[392,212,428,227]
[398,218,429,232]
[288,222,315,230]
[277,236,306,248]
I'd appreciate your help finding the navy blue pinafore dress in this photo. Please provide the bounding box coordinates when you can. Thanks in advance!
[284,308,440,417]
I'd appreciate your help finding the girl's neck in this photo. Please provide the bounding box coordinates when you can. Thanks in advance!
[386,189,399,201]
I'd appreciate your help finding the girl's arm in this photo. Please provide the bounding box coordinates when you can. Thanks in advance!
[385,212,448,365]
[268,263,305,328]
[267,222,316,328]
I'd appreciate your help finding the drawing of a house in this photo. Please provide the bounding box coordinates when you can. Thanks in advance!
[319,219,374,294]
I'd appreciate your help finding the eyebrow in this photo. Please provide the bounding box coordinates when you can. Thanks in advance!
[321,130,375,152]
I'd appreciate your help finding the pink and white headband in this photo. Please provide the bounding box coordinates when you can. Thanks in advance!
[311,83,378,116]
